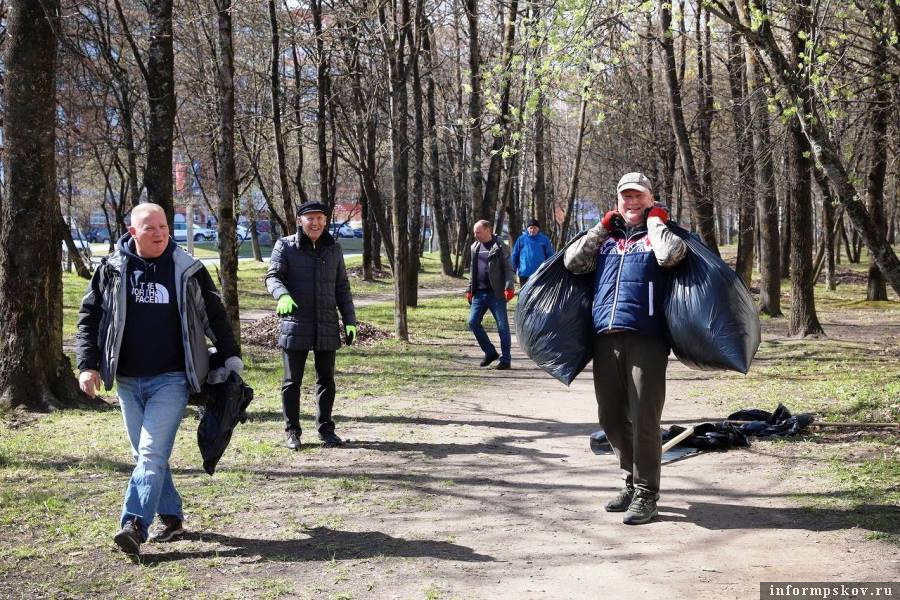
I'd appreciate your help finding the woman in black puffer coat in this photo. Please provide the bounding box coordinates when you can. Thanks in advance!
[266,201,356,449]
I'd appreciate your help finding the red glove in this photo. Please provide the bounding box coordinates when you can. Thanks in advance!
[504,289,515,302]
[645,205,670,223]
[601,210,624,232]
[466,291,473,305]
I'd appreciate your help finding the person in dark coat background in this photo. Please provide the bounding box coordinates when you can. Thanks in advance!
[266,201,357,450]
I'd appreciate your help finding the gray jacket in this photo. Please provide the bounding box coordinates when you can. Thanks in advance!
[467,236,516,301]
[75,238,239,393]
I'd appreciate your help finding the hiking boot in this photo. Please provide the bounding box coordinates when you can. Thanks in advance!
[623,491,659,525]
[479,352,500,367]
[286,430,301,450]
[495,362,511,370]
[113,518,144,555]
[319,430,344,448]
[148,515,184,543]
[603,486,635,512]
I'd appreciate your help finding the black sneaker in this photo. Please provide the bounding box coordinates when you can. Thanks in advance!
[286,430,301,450]
[319,430,344,448]
[113,518,144,555]
[623,491,659,525]
[604,486,635,512]
[495,362,511,370]
[148,515,184,543]
[479,352,500,367]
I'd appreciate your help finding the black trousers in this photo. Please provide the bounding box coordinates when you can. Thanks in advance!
[281,349,336,435]
[591,332,669,495]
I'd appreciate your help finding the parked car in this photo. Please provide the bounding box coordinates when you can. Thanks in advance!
[353,227,363,238]
[236,225,250,240]
[330,223,355,238]
[87,226,113,243]
[172,222,216,242]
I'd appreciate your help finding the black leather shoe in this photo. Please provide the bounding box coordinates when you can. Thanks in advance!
[319,430,344,447]
[286,430,301,450]
[495,362,511,370]
[479,352,500,367]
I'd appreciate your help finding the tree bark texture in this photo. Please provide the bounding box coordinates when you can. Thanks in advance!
[269,0,296,234]
[143,0,176,224]
[0,0,93,411]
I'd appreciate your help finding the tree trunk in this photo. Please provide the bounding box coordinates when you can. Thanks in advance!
[0,0,93,411]
[533,91,548,230]
[727,6,756,286]
[559,96,588,243]
[465,0,485,224]
[268,0,296,234]
[310,0,332,210]
[422,19,453,276]
[481,0,519,220]
[864,12,889,301]
[407,0,426,306]
[213,0,241,345]
[142,0,176,224]
[696,5,716,235]
[786,0,823,337]
[658,0,719,254]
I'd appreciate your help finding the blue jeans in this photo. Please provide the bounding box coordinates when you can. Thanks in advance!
[116,372,189,538]
[468,290,511,364]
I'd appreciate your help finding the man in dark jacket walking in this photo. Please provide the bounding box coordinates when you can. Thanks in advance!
[511,218,554,286]
[76,203,242,555]
[266,200,357,450]
[466,220,516,370]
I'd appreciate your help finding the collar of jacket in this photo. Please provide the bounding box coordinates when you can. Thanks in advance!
[297,229,336,249]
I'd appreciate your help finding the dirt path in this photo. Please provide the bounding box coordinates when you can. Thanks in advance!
[152,330,897,599]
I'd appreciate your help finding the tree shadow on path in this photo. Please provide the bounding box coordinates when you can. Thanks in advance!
[140,526,495,565]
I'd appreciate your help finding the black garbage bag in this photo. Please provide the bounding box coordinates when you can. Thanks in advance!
[197,372,254,475]
[515,232,595,385]
[664,224,761,373]
[728,403,815,437]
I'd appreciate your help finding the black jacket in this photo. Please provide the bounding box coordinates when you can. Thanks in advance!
[265,230,356,351]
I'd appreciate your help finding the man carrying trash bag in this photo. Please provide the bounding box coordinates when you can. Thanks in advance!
[563,172,687,525]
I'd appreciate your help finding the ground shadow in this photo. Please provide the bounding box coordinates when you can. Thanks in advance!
[140,526,495,565]
[661,501,900,535]
[347,438,568,459]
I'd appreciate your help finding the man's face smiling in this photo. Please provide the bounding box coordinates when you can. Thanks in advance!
[129,208,169,258]
[300,211,326,241]
[617,188,653,226]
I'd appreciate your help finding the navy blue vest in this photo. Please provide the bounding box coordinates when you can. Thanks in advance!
[591,230,669,337]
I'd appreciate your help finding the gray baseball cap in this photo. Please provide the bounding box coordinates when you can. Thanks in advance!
[617,172,652,194]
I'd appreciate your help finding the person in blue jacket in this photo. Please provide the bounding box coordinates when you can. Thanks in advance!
[563,172,687,526]
[511,218,554,286]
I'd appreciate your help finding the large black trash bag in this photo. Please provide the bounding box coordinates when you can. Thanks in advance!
[197,372,254,475]
[515,231,595,385]
[664,224,761,373]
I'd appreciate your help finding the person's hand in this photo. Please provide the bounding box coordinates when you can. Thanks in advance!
[208,356,245,385]
[276,294,297,316]
[601,210,624,232]
[78,369,100,398]
[504,289,515,302]
[466,291,473,305]
[644,204,670,223]
[345,324,357,346]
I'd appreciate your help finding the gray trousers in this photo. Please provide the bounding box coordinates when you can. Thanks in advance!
[592,332,669,495]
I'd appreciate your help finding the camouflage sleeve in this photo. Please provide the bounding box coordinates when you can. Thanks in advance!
[647,217,688,267]
[563,224,609,274]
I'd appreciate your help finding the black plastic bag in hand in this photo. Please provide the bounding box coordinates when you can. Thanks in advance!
[664,224,761,373]
[515,232,595,385]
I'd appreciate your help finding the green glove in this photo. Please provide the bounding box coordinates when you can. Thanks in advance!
[345,324,357,346]
[276,294,297,316]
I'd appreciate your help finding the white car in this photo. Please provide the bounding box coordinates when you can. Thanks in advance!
[172,222,216,242]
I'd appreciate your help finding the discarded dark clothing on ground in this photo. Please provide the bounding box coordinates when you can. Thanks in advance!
[197,371,254,475]
[590,404,813,458]
[727,403,815,438]
[590,429,701,460]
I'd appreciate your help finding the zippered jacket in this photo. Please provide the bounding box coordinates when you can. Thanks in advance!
[266,230,356,351]
[75,234,240,393]
[511,231,554,278]
[563,216,687,336]
[466,236,515,301]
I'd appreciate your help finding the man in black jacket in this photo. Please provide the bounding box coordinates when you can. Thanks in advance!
[75,203,242,555]
[466,220,516,369]
[266,201,357,450]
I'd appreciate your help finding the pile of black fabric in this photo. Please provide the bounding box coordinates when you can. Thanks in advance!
[590,403,814,456]
[196,372,254,475]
